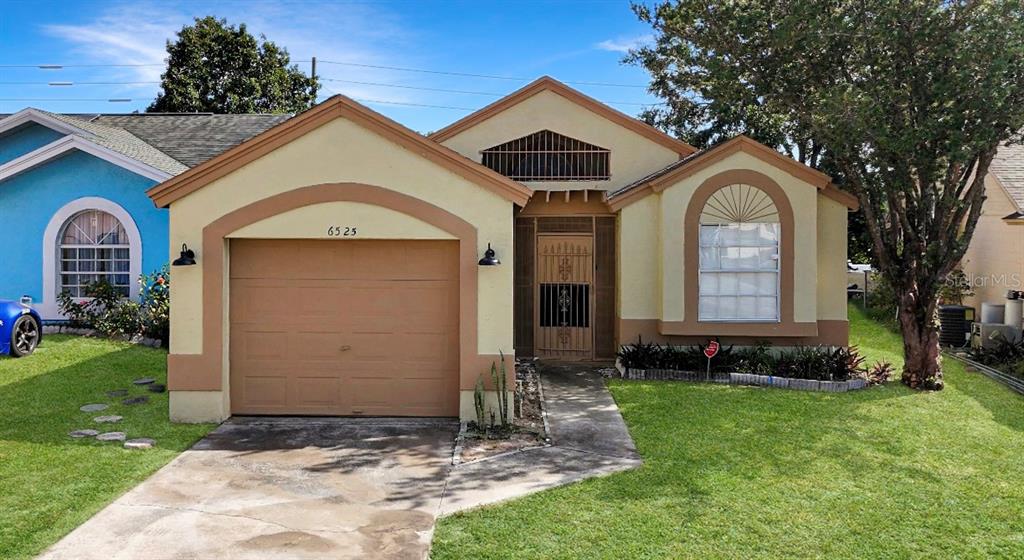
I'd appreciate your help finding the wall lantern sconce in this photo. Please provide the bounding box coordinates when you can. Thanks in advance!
[478,243,501,266]
[172,243,197,266]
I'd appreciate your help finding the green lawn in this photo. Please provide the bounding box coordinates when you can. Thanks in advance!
[433,305,1024,559]
[0,335,214,560]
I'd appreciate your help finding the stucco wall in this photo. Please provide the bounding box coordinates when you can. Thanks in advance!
[817,195,849,321]
[0,123,63,165]
[963,176,1024,308]
[437,90,680,192]
[614,151,823,323]
[0,150,166,317]
[166,116,516,421]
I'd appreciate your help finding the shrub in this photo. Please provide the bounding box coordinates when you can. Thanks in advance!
[865,361,895,385]
[617,338,868,381]
[56,265,172,345]
[969,332,1024,380]
[139,267,170,345]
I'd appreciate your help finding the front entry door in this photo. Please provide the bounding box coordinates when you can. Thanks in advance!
[535,234,594,359]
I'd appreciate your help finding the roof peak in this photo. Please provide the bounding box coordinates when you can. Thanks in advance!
[427,76,696,156]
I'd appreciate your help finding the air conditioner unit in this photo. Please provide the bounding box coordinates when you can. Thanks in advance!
[970,322,1023,350]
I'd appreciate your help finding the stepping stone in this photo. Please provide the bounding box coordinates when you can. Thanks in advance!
[105,389,129,398]
[69,429,99,438]
[124,438,156,450]
[96,431,126,442]
[146,384,166,393]
[93,415,123,424]
[80,403,109,413]
[132,377,156,386]
[122,396,149,406]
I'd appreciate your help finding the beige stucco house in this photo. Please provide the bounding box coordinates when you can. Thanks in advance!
[147,77,857,423]
[962,143,1024,308]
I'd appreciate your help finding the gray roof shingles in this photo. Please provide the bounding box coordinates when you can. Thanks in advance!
[990,142,1024,212]
[1,111,292,176]
[91,114,291,168]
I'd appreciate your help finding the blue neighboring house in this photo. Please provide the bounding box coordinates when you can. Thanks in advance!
[0,109,289,320]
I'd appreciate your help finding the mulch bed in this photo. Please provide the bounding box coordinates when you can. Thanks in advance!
[458,358,548,463]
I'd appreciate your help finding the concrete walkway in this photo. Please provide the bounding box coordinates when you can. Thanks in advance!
[38,364,640,559]
[438,362,641,515]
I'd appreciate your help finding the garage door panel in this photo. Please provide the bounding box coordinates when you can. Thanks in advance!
[291,377,344,407]
[241,376,289,407]
[230,239,459,416]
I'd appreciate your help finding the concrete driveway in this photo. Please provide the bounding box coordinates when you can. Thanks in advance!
[39,418,458,560]
[39,365,642,560]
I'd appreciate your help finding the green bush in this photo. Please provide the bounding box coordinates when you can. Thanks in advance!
[56,265,171,345]
[617,339,868,381]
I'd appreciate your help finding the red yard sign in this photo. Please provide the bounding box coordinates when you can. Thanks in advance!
[704,340,720,359]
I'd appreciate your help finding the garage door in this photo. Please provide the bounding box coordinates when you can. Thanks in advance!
[229,239,460,416]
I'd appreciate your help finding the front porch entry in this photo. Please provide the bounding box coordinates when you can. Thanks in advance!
[514,190,616,361]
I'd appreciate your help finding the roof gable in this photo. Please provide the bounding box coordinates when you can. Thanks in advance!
[428,76,696,156]
[146,96,534,208]
[990,142,1024,212]
[606,135,858,210]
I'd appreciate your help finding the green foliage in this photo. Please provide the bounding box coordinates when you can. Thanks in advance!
[57,281,130,333]
[139,267,171,345]
[148,16,318,113]
[56,267,172,344]
[473,375,486,430]
[969,332,1024,380]
[631,0,1024,387]
[490,351,510,428]
[617,338,869,381]
[938,268,975,305]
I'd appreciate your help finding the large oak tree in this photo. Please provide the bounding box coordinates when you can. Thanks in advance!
[149,16,318,114]
[632,0,1024,389]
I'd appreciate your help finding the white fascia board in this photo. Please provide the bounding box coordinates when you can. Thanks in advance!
[0,108,96,138]
[0,135,173,184]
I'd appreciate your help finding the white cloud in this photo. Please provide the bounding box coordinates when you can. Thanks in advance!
[41,0,421,103]
[595,34,653,53]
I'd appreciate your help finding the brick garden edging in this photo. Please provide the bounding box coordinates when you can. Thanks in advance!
[614,362,868,392]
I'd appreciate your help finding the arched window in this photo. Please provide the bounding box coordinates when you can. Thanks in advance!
[698,184,780,322]
[59,210,131,297]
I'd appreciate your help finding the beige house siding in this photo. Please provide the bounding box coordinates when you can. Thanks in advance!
[616,151,848,347]
[165,115,518,422]
[436,89,681,192]
[962,175,1024,308]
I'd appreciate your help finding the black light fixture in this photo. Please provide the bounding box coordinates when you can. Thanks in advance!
[172,243,197,266]
[478,243,501,266]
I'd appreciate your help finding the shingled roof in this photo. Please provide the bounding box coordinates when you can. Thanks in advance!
[990,142,1024,212]
[90,113,292,167]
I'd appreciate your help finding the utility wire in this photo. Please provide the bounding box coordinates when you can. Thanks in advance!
[321,77,663,106]
[349,97,476,111]
[316,60,648,88]
[0,63,164,68]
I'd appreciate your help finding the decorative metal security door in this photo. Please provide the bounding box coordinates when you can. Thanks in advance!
[536,235,593,359]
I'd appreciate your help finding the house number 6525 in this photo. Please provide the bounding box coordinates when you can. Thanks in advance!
[327,226,358,237]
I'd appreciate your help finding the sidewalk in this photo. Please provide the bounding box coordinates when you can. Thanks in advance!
[438,362,642,516]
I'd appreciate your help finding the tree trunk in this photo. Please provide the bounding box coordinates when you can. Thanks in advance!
[897,296,944,390]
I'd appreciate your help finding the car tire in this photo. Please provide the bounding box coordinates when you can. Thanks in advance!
[9,315,40,357]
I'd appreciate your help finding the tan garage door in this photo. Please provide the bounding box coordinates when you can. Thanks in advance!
[229,239,460,416]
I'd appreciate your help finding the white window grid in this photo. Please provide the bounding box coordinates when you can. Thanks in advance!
[699,223,780,322]
[59,210,131,298]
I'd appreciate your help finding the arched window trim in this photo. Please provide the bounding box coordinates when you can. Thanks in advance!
[38,197,142,319]
[697,184,781,322]
[58,210,132,298]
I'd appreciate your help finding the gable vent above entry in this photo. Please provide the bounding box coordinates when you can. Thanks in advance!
[481,130,610,181]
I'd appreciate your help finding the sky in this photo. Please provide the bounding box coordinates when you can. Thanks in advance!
[0,0,664,133]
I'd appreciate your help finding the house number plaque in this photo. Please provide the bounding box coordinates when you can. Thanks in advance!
[326,226,358,237]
